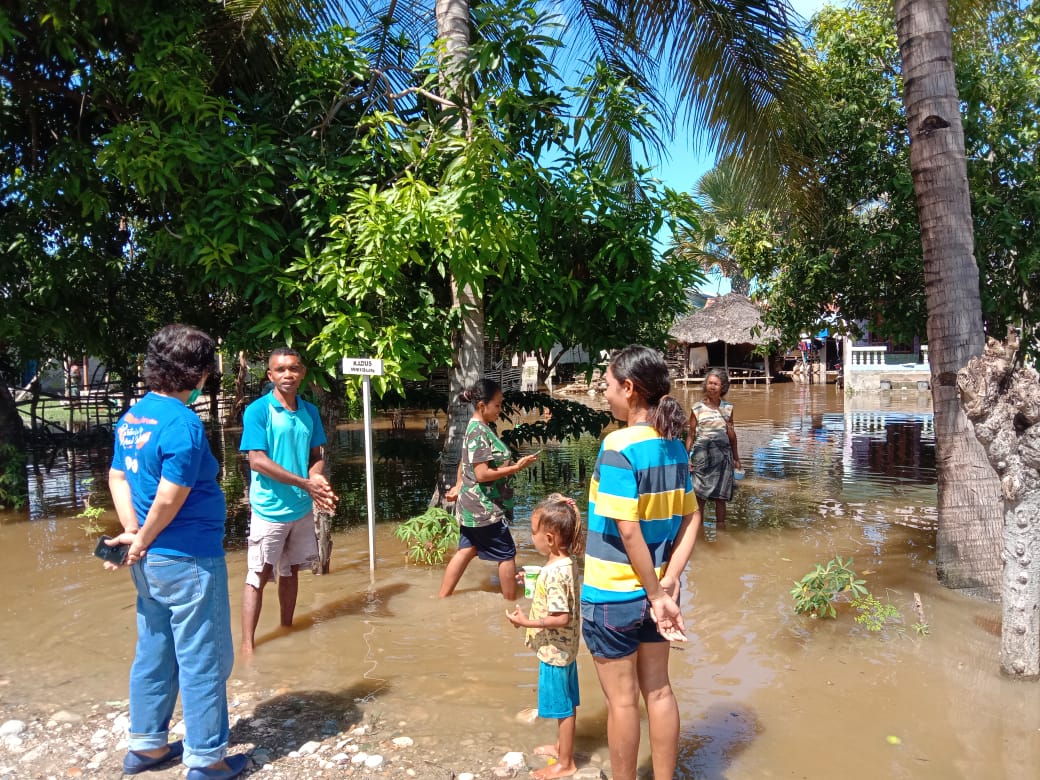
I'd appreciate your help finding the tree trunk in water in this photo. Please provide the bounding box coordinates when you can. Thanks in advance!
[312,503,333,576]
[894,0,1003,597]
[958,333,1040,677]
[432,0,485,508]
[310,381,343,574]
[0,382,27,509]
[227,351,248,425]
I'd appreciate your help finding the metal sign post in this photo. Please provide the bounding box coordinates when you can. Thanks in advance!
[342,357,384,576]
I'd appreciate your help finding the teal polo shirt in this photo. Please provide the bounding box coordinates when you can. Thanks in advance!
[240,391,327,522]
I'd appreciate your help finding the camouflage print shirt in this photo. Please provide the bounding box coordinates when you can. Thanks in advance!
[456,418,514,528]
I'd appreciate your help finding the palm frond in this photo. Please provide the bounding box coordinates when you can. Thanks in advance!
[204,1,358,90]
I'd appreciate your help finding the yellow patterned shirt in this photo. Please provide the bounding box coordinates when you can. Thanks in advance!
[525,557,579,666]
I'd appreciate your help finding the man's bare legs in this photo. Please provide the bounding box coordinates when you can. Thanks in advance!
[241,564,275,654]
[278,564,301,625]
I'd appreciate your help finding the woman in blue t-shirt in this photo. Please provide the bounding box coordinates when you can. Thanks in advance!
[103,324,246,780]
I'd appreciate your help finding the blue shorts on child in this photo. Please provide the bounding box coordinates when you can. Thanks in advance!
[538,660,579,719]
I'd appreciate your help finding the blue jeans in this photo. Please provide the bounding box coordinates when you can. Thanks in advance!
[129,554,234,769]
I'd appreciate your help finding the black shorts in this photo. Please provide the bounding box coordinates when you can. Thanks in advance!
[458,521,516,562]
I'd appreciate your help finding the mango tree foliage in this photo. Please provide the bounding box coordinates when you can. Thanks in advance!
[739,3,924,345]
[958,0,1040,354]
[488,155,701,383]
[482,62,703,380]
[0,2,243,377]
[267,7,702,392]
[2,0,697,402]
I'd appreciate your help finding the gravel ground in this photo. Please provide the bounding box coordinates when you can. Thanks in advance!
[0,682,608,780]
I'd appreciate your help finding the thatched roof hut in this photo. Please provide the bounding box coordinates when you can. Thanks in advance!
[670,293,779,345]
[669,293,780,381]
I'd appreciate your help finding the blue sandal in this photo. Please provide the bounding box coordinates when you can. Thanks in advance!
[186,753,249,780]
[122,741,184,774]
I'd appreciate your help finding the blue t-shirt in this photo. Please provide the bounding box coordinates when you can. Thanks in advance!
[111,392,226,558]
[240,391,327,522]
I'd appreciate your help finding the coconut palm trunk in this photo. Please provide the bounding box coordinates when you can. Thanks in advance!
[893,0,1003,595]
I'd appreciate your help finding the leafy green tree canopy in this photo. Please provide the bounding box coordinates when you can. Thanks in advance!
[732,0,1038,353]
[2,0,701,399]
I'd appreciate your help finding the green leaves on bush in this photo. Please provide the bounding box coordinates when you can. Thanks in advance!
[791,556,906,633]
[0,444,27,511]
[500,391,612,447]
[851,593,901,632]
[790,556,867,619]
[394,507,459,565]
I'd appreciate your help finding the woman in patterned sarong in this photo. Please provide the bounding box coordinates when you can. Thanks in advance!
[686,368,741,525]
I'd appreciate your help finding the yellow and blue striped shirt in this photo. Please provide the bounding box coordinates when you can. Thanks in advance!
[582,423,696,604]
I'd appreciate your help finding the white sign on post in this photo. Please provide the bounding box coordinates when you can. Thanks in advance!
[342,357,384,376]
[341,357,384,577]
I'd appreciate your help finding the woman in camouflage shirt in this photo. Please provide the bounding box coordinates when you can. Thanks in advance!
[439,379,539,599]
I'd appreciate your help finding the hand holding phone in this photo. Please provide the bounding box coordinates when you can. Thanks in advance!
[94,535,130,566]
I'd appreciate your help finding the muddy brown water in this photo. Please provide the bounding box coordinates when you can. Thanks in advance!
[2,383,1037,779]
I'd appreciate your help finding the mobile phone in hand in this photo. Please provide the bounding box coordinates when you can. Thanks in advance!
[94,535,130,565]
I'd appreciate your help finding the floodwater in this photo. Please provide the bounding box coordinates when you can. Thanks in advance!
[2,382,1037,779]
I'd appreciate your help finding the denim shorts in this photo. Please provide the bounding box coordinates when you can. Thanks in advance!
[538,660,580,719]
[458,521,516,562]
[581,598,667,659]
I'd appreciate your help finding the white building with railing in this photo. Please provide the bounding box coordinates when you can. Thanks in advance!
[843,338,931,393]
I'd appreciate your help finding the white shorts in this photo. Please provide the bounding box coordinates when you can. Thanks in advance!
[245,511,317,586]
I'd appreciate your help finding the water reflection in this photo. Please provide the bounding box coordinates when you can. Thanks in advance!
[12,385,936,537]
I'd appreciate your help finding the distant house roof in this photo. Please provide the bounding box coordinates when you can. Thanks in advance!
[669,293,780,346]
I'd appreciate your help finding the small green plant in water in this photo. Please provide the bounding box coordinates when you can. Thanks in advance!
[790,557,867,619]
[852,593,901,631]
[394,507,459,565]
[76,477,107,535]
[78,504,106,536]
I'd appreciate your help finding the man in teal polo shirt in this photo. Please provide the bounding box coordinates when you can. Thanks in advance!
[240,348,337,655]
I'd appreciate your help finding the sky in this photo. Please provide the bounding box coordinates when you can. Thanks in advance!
[648,0,835,295]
